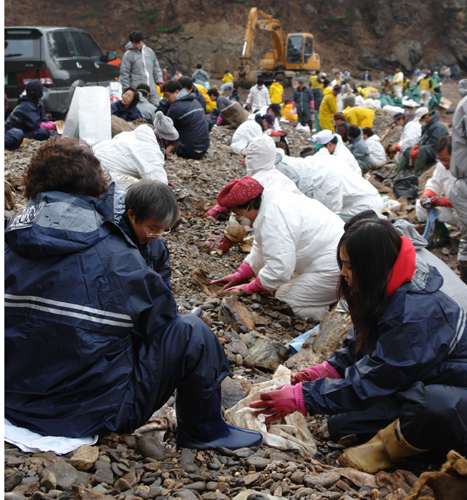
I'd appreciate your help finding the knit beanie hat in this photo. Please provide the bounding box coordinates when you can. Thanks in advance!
[153,111,179,141]
[216,177,263,208]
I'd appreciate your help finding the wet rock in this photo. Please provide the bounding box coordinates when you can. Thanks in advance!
[241,331,290,371]
[71,445,100,471]
[138,435,166,460]
[221,377,245,409]
[180,449,196,466]
[219,298,255,333]
[304,472,340,488]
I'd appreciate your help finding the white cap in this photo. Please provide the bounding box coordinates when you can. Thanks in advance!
[313,129,334,145]
[153,111,179,141]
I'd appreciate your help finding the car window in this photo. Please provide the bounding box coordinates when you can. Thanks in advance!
[287,36,303,64]
[80,33,103,59]
[5,30,41,59]
[64,31,86,57]
[48,31,71,58]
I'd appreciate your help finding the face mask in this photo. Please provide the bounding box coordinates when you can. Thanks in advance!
[236,215,252,226]
[396,125,403,130]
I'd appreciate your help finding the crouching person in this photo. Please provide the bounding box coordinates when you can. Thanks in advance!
[212,176,344,321]
[5,137,262,451]
[250,218,467,471]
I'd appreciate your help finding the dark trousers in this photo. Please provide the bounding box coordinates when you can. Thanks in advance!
[328,382,467,454]
[312,89,322,111]
[177,147,208,160]
[397,145,437,177]
[297,107,312,127]
[5,128,24,150]
[24,128,52,141]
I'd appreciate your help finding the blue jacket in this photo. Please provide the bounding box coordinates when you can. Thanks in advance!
[111,100,143,122]
[5,95,51,133]
[118,212,172,290]
[420,110,448,149]
[302,258,467,416]
[168,89,210,157]
[346,126,371,173]
[5,188,218,437]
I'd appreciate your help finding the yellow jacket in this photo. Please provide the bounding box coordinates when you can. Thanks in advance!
[282,103,298,122]
[419,78,432,91]
[195,84,216,113]
[319,93,338,131]
[310,75,322,89]
[343,106,375,128]
[323,87,333,95]
[222,72,234,84]
[269,82,284,104]
[359,86,379,99]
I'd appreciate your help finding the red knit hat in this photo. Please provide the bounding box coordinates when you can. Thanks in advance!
[216,176,263,208]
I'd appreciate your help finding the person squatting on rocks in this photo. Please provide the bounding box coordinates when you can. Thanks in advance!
[206,88,233,130]
[5,137,262,451]
[230,113,281,153]
[346,125,372,174]
[313,130,361,176]
[161,80,210,160]
[293,78,314,130]
[178,76,207,112]
[120,31,163,107]
[362,127,386,169]
[385,108,428,168]
[5,80,57,142]
[93,111,179,185]
[191,63,210,86]
[111,86,143,122]
[250,217,467,473]
[136,83,158,123]
[211,175,345,321]
[245,78,270,113]
[395,110,448,177]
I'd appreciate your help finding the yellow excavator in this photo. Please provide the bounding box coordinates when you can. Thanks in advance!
[235,8,321,87]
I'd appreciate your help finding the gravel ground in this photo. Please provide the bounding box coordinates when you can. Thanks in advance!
[4,104,459,500]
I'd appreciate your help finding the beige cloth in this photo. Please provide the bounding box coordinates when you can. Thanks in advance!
[225,365,317,457]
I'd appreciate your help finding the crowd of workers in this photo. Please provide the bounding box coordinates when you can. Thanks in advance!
[4,29,467,473]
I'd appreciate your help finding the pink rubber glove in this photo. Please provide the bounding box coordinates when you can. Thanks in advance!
[292,101,296,110]
[290,361,341,385]
[249,383,307,424]
[40,121,56,130]
[270,130,286,137]
[216,116,223,125]
[205,236,235,252]
[310,100,315,110]
[226,276,267,294]
[210,262,255,289]
[200,204,228,218]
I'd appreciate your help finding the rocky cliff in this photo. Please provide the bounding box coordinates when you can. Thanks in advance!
[5,0,467,78]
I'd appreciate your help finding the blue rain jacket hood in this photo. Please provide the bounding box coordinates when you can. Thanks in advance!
[302,257,467,416]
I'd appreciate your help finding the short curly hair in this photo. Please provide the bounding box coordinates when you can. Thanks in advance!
[24,137,111,200]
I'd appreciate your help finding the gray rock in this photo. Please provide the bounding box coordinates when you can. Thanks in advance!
[231,339,250,359]
[202,494,229,500]
[303,472,340,488]
[221,377,245,409]
[176,490,200,500]
[93,468,114,485]
[245,456,269,471]
[42,462,91,491]
[219,298,255,334]
[241,331,290,371]
[180,448,196,466]
[5,494,28,500]
[138,435,166,460]
[290,471,305,484]
[183,481,206,492]
[5,472,23,492]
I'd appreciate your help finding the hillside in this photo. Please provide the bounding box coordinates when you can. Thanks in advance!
[5,0,467,78]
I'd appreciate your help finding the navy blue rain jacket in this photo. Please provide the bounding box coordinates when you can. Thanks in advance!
[420,110,449,149]
[302,258,467,416]
[168,89,210,157]
[118,212,172,290]
[111,100,143,122]
[5,95,51,133]
[5,189,227,437]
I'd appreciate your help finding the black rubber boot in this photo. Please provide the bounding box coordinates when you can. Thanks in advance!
[176,387,263,450]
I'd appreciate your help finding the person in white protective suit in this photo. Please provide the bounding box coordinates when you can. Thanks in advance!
[231,113,284,153]
[245,78,270,112]
[211,176,345,321]
[276,147,383,216]
[313,130,361,176]
[415,136,459,227]
[202,133,302,253]
[386,107,428,165]
[362,127,386,168]
[93,113,179,187]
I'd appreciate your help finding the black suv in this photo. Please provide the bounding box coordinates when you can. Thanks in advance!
[5,27,120,117]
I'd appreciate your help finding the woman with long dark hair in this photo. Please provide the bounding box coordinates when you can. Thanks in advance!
[250,218,467,472]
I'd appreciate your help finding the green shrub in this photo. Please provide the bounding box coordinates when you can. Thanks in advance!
[137,8,159,22]
[153,24,183,33]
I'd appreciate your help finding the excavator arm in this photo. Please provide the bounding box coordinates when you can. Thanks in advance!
[238,8,286,79]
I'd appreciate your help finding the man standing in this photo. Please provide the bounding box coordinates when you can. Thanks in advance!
[363,70,372,82]
[120,32,163,107]
[319,85,340,132]
[309,71,323,111]
[390,66,404,100]
[293,77,314,130]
